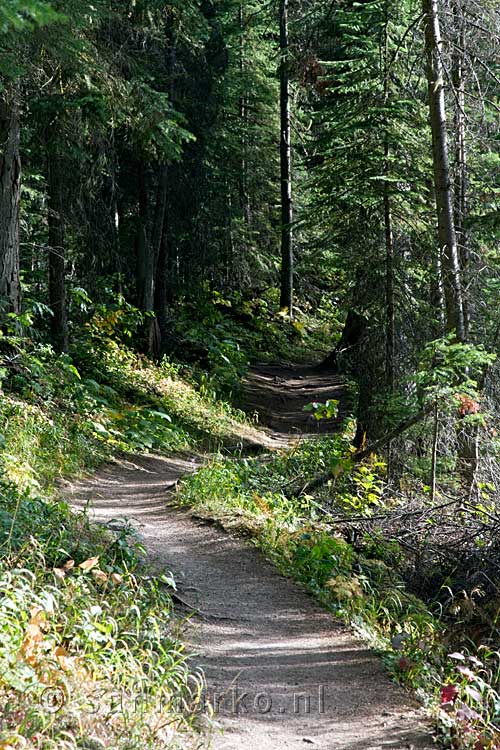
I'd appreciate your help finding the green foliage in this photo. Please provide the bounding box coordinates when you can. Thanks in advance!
[310,0,431,278]
[304,399,339,421]
[0,322,255,493]
[178,428,387,570]
[0,0,60,35]
[0,324,264,749]
[177,434,500,744]
[174,286,340,398]
[0,474,199,749]
[177,434,426,633]
[289,531,353,590]
[415,335,496,406]
[3,0,500,745]
[339,459,385,513]
[122,83,195,161]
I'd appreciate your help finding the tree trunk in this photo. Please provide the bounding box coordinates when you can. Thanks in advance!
[149,165,169,356]
[456,416,479,499]
[319,308,367,372]
[452,17,469,338]
[423,0,465,342]
[430,402,439,503]
[296,405,432,497]
[354,378,374,449]
[279,0,293,317]
[430,244,446,336]
[383,10,395,393]
[384,174,395,391]
[151,165,168,278]
[238,3,250,223]
[0,93,21,321]
[154,222,170,356]
[136,163,153,312]
[47,131,68,352]
[382,7,396,477]
[110,135,122,293]
[450,12,478,495]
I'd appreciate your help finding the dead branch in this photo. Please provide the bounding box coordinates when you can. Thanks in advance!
[295,406,431,497]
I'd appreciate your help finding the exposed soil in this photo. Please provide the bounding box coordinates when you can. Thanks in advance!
[240,363,348,443]
[66,366,435,750]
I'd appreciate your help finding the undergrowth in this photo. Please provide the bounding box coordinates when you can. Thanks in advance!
[0,303,254,492]
[0,300,261,750]
[0,476,204,749]
[177,430,500,750]
[174,286,341,388]
[3,290,498,749]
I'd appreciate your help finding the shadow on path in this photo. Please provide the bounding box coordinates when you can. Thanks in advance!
[66,366,434,750]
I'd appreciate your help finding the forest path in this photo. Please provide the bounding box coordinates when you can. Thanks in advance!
[66,364,434,750]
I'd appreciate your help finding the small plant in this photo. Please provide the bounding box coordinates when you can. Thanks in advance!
[304,399,339,421]
[0,472,200,750]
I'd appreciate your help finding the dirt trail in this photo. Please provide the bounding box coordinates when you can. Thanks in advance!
[67,365,434,750]
[240,364,348,444]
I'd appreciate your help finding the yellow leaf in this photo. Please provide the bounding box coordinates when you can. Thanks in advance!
[54,645,74,671]
[91,569,108,585]
[111,573,123,585]
[19,609,44,666]
[79,556,99,571]
[29,606,44,622]
[63,559,75,571]
[53,568,66,581]
[0,737,27,749]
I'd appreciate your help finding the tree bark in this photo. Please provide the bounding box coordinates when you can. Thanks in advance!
[383,10,395,393]
[0,93,21,321]
[151,165,168,281]
[452,16,469,338]
[384,172,395,390]
[430,402,439,502]
[136,163,153,312]
[319,308,367,372]
[423,0,465,342]
[450,13,478,495]
[238,3,250,223]
[154,221,170,356]
[46,127,69,353]
[279,0,293,317]
[149,165,169,356]
[430,244,446,336]
[152,30,178,357]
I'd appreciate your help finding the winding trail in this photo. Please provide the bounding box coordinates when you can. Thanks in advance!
[67,365,434,750]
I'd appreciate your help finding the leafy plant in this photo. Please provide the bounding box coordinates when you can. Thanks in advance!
[304,399,339,421]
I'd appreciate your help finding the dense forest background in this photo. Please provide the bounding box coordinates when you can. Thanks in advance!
[1,0,500,748]
[2,0,500,441]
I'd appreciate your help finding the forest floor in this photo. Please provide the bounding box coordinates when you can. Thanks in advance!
[66,365,435,750]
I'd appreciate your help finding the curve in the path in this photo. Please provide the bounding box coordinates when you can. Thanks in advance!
[66,366,435,750]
